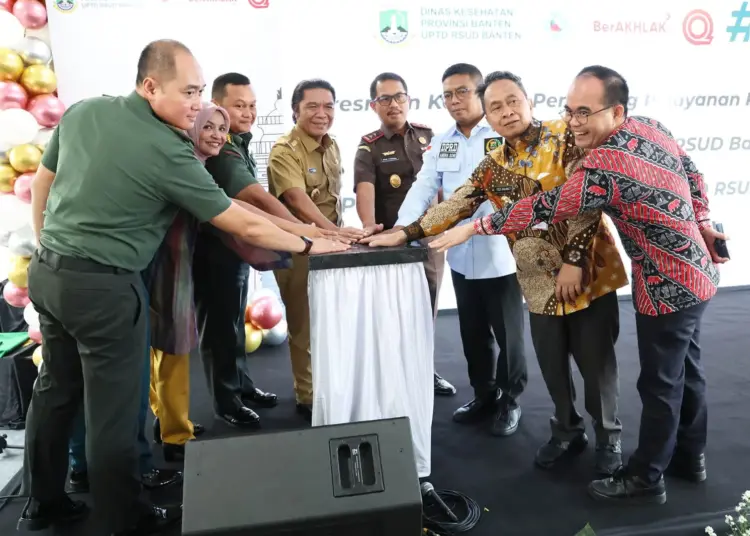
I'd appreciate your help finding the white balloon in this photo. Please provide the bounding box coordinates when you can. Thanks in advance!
[262,319,288,346]
[0,109,41,147]
[8,225,36,257]
[0,228,11,248]
[23,303,39,329]
[0,11,25,48]
[32,128,54,149]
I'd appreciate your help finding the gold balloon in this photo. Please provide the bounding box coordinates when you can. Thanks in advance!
[20,64,57,95]
[0,48,24,82]
[8,255,31,288]
[9,144,42,173]
[0,163,18,193]
[32,346,43,367]
[244,323,263,353]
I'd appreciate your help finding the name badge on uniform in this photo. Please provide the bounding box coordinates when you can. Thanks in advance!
[308,168,317,173]
[484,136,504,155]
[438,142,459,159]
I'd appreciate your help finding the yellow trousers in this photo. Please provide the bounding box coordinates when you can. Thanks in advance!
[274,254,313,405]
[149,348,195,445]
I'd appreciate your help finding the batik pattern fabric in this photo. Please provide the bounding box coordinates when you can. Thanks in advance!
[404,119,628,315]
[474,116,719,316]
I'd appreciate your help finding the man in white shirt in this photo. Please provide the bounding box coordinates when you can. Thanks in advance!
[364,64,527,436]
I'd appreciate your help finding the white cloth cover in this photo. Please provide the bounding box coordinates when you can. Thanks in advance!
[308,262,435,477]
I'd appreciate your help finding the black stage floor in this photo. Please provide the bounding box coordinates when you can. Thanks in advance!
[1,289,749,535]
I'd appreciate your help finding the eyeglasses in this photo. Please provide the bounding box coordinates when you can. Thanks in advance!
[560,105,612,125]
[442,87,474,101]
[374,93,409,106]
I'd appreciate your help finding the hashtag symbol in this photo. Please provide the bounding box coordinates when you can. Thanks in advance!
[727,1,750,41]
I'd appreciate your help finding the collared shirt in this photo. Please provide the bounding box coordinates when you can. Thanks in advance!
[267,125,342,225]
[40,91,231,272]
[353,121,433,230]
[395,120,515,279]
[405,118,628,315]
[205,131,259,197]
[476,116,720,316]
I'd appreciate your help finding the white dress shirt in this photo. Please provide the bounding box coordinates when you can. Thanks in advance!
[395,120,516,280]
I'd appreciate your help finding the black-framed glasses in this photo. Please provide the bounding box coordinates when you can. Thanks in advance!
[442,87,474,101]
[374,93,409,106]
[560,105,612,125]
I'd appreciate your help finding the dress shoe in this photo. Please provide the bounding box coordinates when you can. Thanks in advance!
[452,396,496,424]
[242,387,279,408]
[218,406,261,428]
[434,373,457,396]
[588,467,667,505]
[112,503,182,535]
[68,470,89,493]
[666,452,706,482]
[17,496,89,532]
[595,440,623,476]
[296,403,313,423]
[141,468,182,490]
[153,418,204,445]
[163,443,186,463]
[535,434,589,469]
[490,395,521,436]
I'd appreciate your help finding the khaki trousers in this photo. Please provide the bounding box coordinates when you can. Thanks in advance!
[149,349,195,445]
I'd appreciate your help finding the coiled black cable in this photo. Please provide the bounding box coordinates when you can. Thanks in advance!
[422,488,482,534]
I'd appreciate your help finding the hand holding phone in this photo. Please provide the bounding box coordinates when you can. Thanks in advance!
[710,222,730,261]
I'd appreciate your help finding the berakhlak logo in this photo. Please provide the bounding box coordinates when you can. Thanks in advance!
[249,0,269,8]
[683,9,714,45]
[53,0,76,12]
[727,2,750,41]
[380,9,408,44]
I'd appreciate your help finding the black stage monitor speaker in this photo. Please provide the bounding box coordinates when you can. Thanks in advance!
[182,417,423,536]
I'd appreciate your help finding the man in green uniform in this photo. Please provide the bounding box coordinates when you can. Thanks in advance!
[195,72,323,428]
[354,71,455,396]
[22,41,346,535]
[268,79,365,421]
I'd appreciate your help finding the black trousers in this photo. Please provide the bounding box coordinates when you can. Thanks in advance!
[451,271,527,399]
[628,300,709,484]
[193,232,256,413]
[24,249,147,533]
[528,291,622,445]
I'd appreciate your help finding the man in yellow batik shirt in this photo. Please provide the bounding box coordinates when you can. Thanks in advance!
[366,71,629,476]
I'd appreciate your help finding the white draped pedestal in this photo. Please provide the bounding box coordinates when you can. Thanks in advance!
[308,244,434,478]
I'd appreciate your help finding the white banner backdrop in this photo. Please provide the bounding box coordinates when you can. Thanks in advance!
[31,0,750,310]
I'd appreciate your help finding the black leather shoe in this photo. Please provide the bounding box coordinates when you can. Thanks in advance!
[491,396,521,437]
[113,503,182,535]
[153,418,205,445]
[588,467,667,505]
[296,403,313,423]
[163,443,185,463]
[141,468,182,490]
[434,373,456,396]
[242,387,278,408]
[666,452,706,482]
[17,496,89,532]
[535,434,589,469]
[219,406,261,428]
[595,441,623,476]
[452,396,496,424]
[68,470,89,493]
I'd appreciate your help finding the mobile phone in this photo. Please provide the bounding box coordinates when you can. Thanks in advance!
[712,222,730,260]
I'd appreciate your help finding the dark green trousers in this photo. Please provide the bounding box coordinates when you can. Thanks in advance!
[24,248,147,533]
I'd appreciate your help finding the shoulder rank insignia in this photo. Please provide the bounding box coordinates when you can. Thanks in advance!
[361,129,384,144]
[410,122,431,130]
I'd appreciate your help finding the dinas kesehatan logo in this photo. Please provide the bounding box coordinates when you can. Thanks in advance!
[53,0,77,12]
[379,9,409,44]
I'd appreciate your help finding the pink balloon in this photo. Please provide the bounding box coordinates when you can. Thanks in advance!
[249,296,283,330]
[12,0,47,29]
[13,172,33,202]
[0,0,14,12]
[2,281,30,308]
[0,81,28,110]
[28,325,42,344]
[27,94,65,128]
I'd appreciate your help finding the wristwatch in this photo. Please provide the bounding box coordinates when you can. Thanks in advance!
[299,236,313,256]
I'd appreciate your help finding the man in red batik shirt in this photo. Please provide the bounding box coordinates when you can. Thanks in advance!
[430,65,729,506]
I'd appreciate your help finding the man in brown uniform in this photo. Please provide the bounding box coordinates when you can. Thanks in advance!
[354,72,455,396]
[268,79,365,421]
